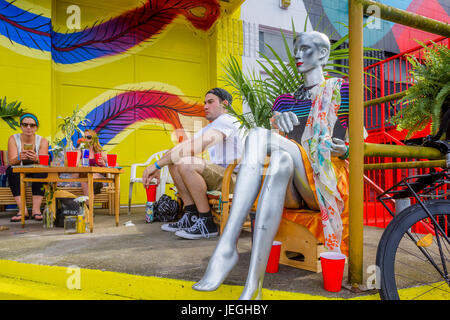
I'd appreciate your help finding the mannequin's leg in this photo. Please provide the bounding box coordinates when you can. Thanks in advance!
[192,128,269,291]
[193,128,317,292]
[239,150,294,300]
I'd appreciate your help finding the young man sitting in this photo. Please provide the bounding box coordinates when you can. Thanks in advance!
[143,88,244,239]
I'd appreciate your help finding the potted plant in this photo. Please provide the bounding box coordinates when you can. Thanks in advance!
[57,105,90,151]
[390,41,450,139]
[0,96,26,130]
[49,137,65,166]
[57,105,90,166]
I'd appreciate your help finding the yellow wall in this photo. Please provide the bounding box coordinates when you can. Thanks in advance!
[0,0,243,205]
[0,0,53,146]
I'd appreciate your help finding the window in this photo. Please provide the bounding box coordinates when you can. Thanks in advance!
[258,26,294,62]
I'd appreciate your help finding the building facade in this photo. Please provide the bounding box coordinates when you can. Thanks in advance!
[1,0,448,204]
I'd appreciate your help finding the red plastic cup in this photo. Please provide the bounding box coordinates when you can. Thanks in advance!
[39,154,49,166]
[94,153,102,165]
[145,184,157,202]
[66,151,78,167]
[320,252,346,292]
[266,241,282,273]
[107,154,117,167]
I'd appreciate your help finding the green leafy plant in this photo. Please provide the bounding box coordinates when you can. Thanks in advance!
[222,56,273,130]
[390,41,450,138]
[57,105,90,150]
[49,137,65,163]
[0,97,26,130]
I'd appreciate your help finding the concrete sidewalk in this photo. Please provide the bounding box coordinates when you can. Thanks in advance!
[0,206,386,300]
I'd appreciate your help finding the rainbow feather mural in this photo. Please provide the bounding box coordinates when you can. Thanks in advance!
[65,88,206,150]
[0,0,51,51]
[0,0,220,64]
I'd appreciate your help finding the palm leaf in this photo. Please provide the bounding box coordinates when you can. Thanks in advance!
[0,97,25,130]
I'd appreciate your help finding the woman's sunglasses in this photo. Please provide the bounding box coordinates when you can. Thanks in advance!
[85,135,93,140]
[21,123,37,128]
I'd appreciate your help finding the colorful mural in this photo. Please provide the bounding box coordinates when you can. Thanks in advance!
[70,88,206,148]
[0,0,220,64]
[0,0,221,142]
[303,0,450,53]
[0,0,234,204]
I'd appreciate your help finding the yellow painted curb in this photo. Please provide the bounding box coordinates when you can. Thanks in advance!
[0,260,380,300]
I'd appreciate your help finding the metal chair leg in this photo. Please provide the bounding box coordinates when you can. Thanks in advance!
[128,182,134,215]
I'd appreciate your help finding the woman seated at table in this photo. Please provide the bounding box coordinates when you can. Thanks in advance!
[77,129,107,196]
[6,113,49,221]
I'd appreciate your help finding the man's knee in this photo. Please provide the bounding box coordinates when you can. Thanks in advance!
[175,157,204,173]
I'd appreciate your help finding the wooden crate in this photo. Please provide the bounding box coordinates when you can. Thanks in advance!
[274,218,326,273]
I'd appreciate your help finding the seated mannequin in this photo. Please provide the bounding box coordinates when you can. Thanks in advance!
[192,31,350,300]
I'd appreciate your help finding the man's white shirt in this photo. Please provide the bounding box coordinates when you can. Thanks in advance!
[194,114,245,168]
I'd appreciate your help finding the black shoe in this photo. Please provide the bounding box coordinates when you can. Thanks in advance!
[161,211,198,232]
[175,216,218,239]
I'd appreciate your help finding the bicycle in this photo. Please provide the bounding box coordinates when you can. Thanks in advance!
[375,136,450,300]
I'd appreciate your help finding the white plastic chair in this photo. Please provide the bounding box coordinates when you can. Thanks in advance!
[128,149,173,215]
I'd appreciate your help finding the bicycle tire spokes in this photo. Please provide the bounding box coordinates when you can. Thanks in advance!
[403,224,450,285]
[377,200,450,300]
[405,181,450,245]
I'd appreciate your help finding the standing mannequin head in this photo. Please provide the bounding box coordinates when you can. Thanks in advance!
[293,31,330,86]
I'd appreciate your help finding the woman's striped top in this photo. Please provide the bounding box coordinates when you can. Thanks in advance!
[272,82,349,142]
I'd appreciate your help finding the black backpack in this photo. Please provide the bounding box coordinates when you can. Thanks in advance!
[153,194,179,222]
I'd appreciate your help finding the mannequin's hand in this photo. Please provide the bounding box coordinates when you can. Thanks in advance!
[272,111,299,133]
[330,138,348,157]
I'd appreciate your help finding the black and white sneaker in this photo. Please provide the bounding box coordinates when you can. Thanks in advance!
[175,216,218,239]
[161,211,198,232]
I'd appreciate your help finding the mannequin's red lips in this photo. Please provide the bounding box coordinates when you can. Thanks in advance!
[296,62,303,66]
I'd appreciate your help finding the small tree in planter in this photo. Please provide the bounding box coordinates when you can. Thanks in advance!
[49,136,65,166]
[57,105,90,150]
[390,42,450,139]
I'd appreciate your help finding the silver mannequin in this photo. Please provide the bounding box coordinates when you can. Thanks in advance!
[192,31,348,300]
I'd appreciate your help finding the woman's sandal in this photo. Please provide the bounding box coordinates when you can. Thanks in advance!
[10,214,30,222]
[32,214,43,221]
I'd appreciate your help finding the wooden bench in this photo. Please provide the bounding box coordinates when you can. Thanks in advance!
[0,185,114,214]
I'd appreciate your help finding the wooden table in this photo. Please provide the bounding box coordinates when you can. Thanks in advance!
[13,166,123,232]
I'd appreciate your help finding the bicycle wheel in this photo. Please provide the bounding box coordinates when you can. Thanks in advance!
[376,199,450,300]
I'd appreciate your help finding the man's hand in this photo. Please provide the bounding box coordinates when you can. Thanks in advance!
[330,138,348,157]
[272,111,299,133]
[142,164,160,188]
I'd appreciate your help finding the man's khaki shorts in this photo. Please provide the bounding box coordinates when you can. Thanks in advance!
[201,163,237,193]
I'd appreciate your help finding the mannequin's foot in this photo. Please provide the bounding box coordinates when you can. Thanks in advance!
[192,246,238,291]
